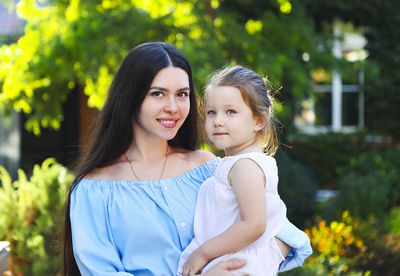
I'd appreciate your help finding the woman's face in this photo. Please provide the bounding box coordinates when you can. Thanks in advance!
[135,66,191,141]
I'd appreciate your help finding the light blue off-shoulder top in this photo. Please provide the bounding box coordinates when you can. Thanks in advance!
[70,157,311,276]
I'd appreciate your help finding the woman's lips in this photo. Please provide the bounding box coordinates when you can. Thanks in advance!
[157,119,178,128]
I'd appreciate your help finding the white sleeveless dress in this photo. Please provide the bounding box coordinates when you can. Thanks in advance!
[177,152,287,276]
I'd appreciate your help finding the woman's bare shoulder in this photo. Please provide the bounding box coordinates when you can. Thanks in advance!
[83,161,130,180]
[190,149,216,164]
[84,167,108,180]
[171,148,215,167]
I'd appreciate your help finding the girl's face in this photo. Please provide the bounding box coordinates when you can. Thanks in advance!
[205,85,264,155]
[135,66,191,141]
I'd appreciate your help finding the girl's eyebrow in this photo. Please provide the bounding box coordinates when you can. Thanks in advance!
[149,86,190,91]
[223,104,239,109]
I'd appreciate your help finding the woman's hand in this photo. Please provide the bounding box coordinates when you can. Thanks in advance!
[182,248,209,276]
[201,259,246,276]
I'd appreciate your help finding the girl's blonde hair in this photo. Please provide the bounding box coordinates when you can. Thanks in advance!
[205,65,279,156]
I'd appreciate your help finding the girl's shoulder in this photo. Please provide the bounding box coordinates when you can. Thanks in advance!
[223,152,275,165]
[220,152,277,178]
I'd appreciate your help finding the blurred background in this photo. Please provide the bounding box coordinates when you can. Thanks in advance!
[0,0,399,275]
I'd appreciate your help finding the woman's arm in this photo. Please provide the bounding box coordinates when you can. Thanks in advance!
[70,182,133,275]
[182,158,266,276]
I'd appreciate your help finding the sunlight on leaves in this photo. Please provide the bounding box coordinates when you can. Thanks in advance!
[277,0,292,14]
[245,20,263,35]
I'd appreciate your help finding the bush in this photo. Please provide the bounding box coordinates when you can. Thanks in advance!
[352,215,400,275]
[287,131,369,188]
[336,147,400,219]
[276,150,319,228]
[383,207,400,234]
[281,210,400,275]
[281,211,370,276]
[0,158,74,275]
[336,171,391,219]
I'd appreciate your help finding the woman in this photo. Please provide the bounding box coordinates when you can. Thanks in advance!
[63,42,311,275]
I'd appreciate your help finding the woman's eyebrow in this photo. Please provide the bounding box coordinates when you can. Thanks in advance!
[149,86,190,91]
[149,86,168,91]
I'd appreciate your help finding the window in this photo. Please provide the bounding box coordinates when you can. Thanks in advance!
[295,21,366,134]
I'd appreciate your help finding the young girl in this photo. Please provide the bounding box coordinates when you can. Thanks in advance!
[177,65,295,276]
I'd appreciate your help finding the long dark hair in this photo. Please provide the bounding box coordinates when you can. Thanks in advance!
[62,42,198,275]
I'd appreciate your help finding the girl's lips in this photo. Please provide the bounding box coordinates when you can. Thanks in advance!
[214,132,228,135]
[157,119,179,128]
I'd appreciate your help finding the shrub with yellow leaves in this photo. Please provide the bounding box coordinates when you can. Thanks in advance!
[281,211,370,276]
[306,211,366,261]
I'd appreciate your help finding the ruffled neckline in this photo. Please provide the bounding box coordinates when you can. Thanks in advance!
[80,157,220,186]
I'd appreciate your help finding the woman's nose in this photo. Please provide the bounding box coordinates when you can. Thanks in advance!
[165,97,178,113]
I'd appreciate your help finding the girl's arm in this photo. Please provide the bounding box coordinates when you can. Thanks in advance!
[182,158,266,276]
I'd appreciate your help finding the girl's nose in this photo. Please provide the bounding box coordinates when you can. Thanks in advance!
[214,114,224,126]
[165,97,178,113]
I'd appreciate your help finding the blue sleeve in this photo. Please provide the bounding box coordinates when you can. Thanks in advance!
[276,218,313,272]
[70,182,133,276]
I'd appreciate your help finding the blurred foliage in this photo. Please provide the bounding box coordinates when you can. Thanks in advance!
[351,215,400,275]
[275,150,318,228]
[0,0,333,135]
[282,211,369,276]
[281,210,400,275]
[1,0,399,140]
[287,131,369,188]
[0,158,74,275]
[335,146,400,219]
[383,207,400,234]
[307,211,365,259]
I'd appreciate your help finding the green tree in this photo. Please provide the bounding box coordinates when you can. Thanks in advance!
[0,0,332,136]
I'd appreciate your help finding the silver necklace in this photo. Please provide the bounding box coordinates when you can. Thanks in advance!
[123,147,168,181]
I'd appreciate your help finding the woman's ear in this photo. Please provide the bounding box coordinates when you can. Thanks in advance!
[254,111,268,132]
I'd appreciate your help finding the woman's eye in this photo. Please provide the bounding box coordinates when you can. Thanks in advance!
[226,109,236,115]
[177,91,189,97]
[207,110,216,116]
[150,91,163,97]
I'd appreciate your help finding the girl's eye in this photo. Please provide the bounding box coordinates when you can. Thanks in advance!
[207,110,216,116]
[177,91,189,98]
[226,109,236,115]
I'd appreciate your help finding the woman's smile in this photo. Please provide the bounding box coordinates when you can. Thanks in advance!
[157,118,179,128]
